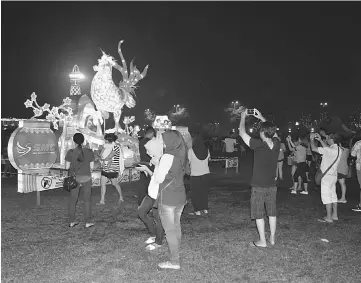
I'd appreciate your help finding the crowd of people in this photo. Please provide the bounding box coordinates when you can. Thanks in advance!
[2,110,360,270]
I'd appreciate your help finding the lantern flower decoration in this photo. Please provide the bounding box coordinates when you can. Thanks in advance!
[224,102,246,122]
[168,105,189,123]
[123,116,136,135]
[24,92,73,130]
[132,125,140,138]
[144,108,156,122]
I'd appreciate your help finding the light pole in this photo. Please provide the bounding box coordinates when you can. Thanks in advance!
[320,102,328,124]
[174,104,180,112]
[231,101,239,109]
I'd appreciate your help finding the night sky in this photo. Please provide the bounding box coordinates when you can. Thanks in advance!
[2,1,361,128]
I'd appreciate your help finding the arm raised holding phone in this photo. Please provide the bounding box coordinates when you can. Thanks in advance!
[238,108,266,146]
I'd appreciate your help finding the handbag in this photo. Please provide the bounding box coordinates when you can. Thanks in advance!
[63,159,79,192]
[315,147,340,186]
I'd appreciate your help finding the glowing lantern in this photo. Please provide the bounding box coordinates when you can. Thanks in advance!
[69,65,85,96]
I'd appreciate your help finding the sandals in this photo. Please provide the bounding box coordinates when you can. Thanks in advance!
[249,241,267,248]
[69,222,79,228]
[189,211,202,216]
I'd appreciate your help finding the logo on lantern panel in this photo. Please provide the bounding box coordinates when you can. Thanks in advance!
[16,142,32,157]
[41,177,52,189]
[16,142,56,157]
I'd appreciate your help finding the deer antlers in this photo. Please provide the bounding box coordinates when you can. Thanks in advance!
[113,40,149,95]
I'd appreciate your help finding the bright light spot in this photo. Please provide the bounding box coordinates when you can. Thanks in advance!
[69,73,85,80]
[311,128,314,132]
[277,128,280,131]
[288,129,291,132]
[295,122,299,126]
[250,128,253,133]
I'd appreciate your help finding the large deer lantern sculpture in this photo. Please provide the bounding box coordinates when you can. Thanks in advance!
[90,40,148,132]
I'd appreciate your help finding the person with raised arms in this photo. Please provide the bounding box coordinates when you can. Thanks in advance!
[238,109,280,248]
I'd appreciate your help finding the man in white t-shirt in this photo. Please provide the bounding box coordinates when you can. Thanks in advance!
[223,132,237,153]
[311,133,341,223]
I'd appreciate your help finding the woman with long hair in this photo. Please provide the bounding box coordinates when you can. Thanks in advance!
[153,130,187,270]
[65,133,95,228]
[188,133,210,216]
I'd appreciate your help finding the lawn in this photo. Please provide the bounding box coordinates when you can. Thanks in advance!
[2,155,361,283]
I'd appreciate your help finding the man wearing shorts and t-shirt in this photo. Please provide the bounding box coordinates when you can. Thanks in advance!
[239,109,280,248]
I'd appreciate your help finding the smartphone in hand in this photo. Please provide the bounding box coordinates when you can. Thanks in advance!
[246,108,255,115]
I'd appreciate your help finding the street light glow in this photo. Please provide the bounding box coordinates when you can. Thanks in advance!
[250,128,253,133]
[295,122,299,126]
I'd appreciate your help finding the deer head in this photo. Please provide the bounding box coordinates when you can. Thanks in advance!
[113,40,149,96]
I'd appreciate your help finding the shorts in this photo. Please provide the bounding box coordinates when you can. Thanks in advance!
[250,186,277,220]
[293,162,309,183]
[306,155,313,162]
[337,173,347,180]
[321,174,337,204]
[101,171,118,179]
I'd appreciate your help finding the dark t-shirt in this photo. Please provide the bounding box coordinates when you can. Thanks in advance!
[250,137,280,188]
[139,137,151,163]
[65,148,95,177]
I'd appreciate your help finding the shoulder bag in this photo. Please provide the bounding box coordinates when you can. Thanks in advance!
[63,152,81,192]
[315,147,339,186]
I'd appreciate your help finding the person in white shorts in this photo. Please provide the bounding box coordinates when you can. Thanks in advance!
[311,133,341,223]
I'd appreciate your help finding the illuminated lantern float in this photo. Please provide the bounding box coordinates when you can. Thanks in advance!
[7,39,148,195]
[152,115,192,149]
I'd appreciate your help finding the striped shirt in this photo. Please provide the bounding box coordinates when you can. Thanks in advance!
[102,144,121,173]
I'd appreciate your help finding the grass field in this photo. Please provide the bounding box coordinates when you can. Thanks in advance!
[2,156,361,283]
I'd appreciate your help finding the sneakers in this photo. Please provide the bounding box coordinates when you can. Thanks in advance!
[145,243,161,251]
[203,210,208,214]
[189,211,201,216]
[300,191,308,195]
[145,236,156,244]
[338,199,347,204]
[158,261,180,270]
[85,223,95,228]
[291,190,297,194]
[352,204,361,212]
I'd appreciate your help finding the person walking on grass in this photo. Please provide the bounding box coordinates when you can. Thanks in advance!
[239,109,280,248]
[310,133,341,223]
[137,126,156,206]
[136,136,165,251]
[276,136,286,180]
[152,130,187,269]
[98,133,124,205]
[65,133,95,228]
[337,139,350,203]
[350,133,361,212]
[287,136,309,195]
[188,133,210,216]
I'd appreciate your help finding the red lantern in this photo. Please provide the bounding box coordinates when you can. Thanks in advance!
[8,120,58,170]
